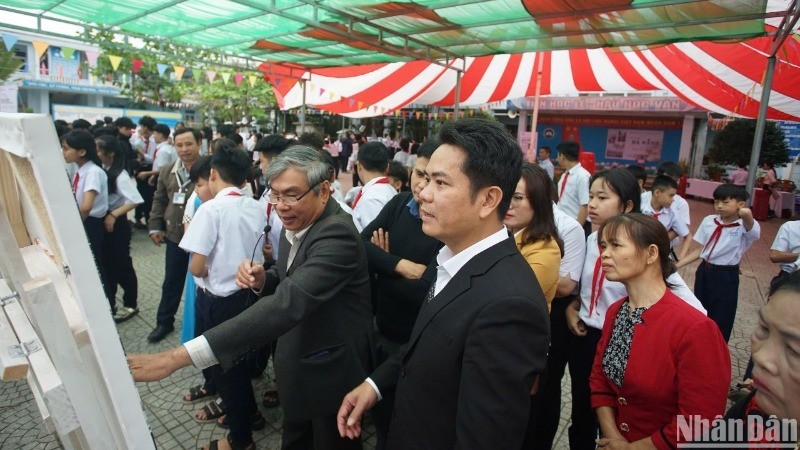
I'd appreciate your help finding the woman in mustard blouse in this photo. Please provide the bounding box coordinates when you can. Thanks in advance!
[504,163,563,309]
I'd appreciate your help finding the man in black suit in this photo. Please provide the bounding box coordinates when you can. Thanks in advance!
[128,146,373,450]
[337,118,551,449]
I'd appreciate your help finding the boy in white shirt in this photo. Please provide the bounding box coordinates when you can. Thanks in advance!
[555,140,591,235]
[179,145,267,446]
[136,123,177,183]
[769,219,800,290]
[677,184,761,342]
[640,175,690,257]
[352,141,397,231]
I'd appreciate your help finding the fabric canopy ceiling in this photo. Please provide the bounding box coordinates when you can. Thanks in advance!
[269,33,800,121]
[0,0,784,67]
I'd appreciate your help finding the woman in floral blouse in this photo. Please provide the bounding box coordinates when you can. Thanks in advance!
[590,214,730,450]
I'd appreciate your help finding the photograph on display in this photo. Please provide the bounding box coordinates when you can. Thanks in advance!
[605,128,664,161]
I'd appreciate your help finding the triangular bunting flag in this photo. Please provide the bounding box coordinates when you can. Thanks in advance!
[107,55,123,71]
[320,87,325,96]
[234,73,243,85]
[84,50,98,67]
[416,111,422,119]
[206,70,217,83]
[32,41,49,58]
[309,82,315,92]
[132,59,143,73]
[1,34,18,51]
[157,63,169,76]
[61,47,75,60]
[329,91,335,100]
[348,98,355,107]
[357,101,364,109]
[173,65,185,80]
[193,68,202,82]
[273,77,281,87]
[248,75,257,87]
[221,72,231,84]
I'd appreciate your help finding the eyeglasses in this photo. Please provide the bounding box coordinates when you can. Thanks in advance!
[267,179,323,206]
[510,194,528,206]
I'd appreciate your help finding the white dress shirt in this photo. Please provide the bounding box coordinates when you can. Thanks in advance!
[640,191,690,238]
[152,142,177,171]
[393,151,409,166]
[579,231,705,330]
[556,163,591,221]
[179,186,266,297]
[670,194,691,248]
[184,220,311,370]
[539,158,554,180]
[72,161,109,218]
[772,221,800,273]
[553,204,586,289]
[108,170,143,211]
[366,226,510,399]
[130,134,157,163]
[694,214,761,266]
[352,176,397,232]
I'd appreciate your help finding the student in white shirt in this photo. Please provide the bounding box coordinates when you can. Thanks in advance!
[179,145,267,447]
[678,184,760,342]
[96,135,144,323]
[640,175,690,257]
[769,220,800,289]
[136,123,177,184]
[131,116,158,164]
[61,129,109,307]
[657,162,693,258]
[537,146,555,180]
[351,141,397,231]
[555,140,591,235]
[392,137,411,166]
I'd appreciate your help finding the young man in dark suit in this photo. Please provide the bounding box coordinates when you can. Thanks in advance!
[337,118,551,449]
[128,146,373,450]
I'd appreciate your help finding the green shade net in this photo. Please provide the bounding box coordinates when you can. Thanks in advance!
[0,0,773,67]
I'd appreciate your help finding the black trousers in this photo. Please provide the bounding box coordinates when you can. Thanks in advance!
[695,262,739,342]
[101,217,138,312]
[135,176,155,223]
[566,326,602,450]
[339,153,350,172]
[155,239,189,327]
[371,328,405,450]
[198,288,258,444]
[523,295,575,449]
[282,413,363,450]
[330,155,340,178]
[193,288,216,395]
[84,216,107,304]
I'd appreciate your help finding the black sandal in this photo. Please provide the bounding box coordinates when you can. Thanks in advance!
[184,384,216,403]
[262,389,280,408]
[206,435,255,450]
[217,411,266,431]
[194,400,225,423]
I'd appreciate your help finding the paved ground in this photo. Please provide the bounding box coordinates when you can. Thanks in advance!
[0,191,783,449]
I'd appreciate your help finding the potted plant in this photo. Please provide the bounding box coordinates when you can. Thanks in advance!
[706,163,724,181]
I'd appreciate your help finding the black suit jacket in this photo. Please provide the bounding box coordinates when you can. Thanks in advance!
[203,201,374,421]
[372,237,550,449]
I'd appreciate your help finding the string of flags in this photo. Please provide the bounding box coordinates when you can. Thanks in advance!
[0,32,265,88]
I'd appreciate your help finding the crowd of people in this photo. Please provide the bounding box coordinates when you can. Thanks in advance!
[56,115,799,450]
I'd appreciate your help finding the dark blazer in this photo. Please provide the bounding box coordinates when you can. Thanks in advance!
[372,236,550,450]
[203,200,374,421]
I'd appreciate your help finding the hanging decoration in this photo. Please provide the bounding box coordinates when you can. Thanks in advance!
[132,58,144,73]
[156,63,169,76]
[221,72,231,84]
[107,54,123,71]
[234,73,243,85]
[1,33,18,51]
[193,68,202,82]
[173,65,185,80]
[61,46,75,60]
[206,70,217,83]
[248,74,257,87]
[32,40,49,58]
[84,50,99,67]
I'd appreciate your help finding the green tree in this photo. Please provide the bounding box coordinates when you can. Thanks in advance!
[0,45,22,84]
[708,118,790,167]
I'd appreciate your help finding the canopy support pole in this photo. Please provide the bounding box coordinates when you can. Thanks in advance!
[300,79,306,135]
[528,52,546,162]
[744,56,776,207]
[453,70,462,121]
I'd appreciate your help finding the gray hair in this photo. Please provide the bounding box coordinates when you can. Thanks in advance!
[265,145,330,194]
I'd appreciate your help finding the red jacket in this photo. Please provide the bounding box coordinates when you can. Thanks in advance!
[590,289,731,450]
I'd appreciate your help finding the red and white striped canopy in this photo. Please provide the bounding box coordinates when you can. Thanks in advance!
[264,34,800,121]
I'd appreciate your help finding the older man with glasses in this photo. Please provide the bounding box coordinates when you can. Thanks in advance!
[128,146,373,450]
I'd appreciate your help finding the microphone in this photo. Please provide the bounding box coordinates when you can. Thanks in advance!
[264,224,272,234]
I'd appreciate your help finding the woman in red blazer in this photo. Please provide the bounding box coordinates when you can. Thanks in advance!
[590,214,731,449]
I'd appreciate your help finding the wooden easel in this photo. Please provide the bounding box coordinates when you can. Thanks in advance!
[0,113,154,449]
